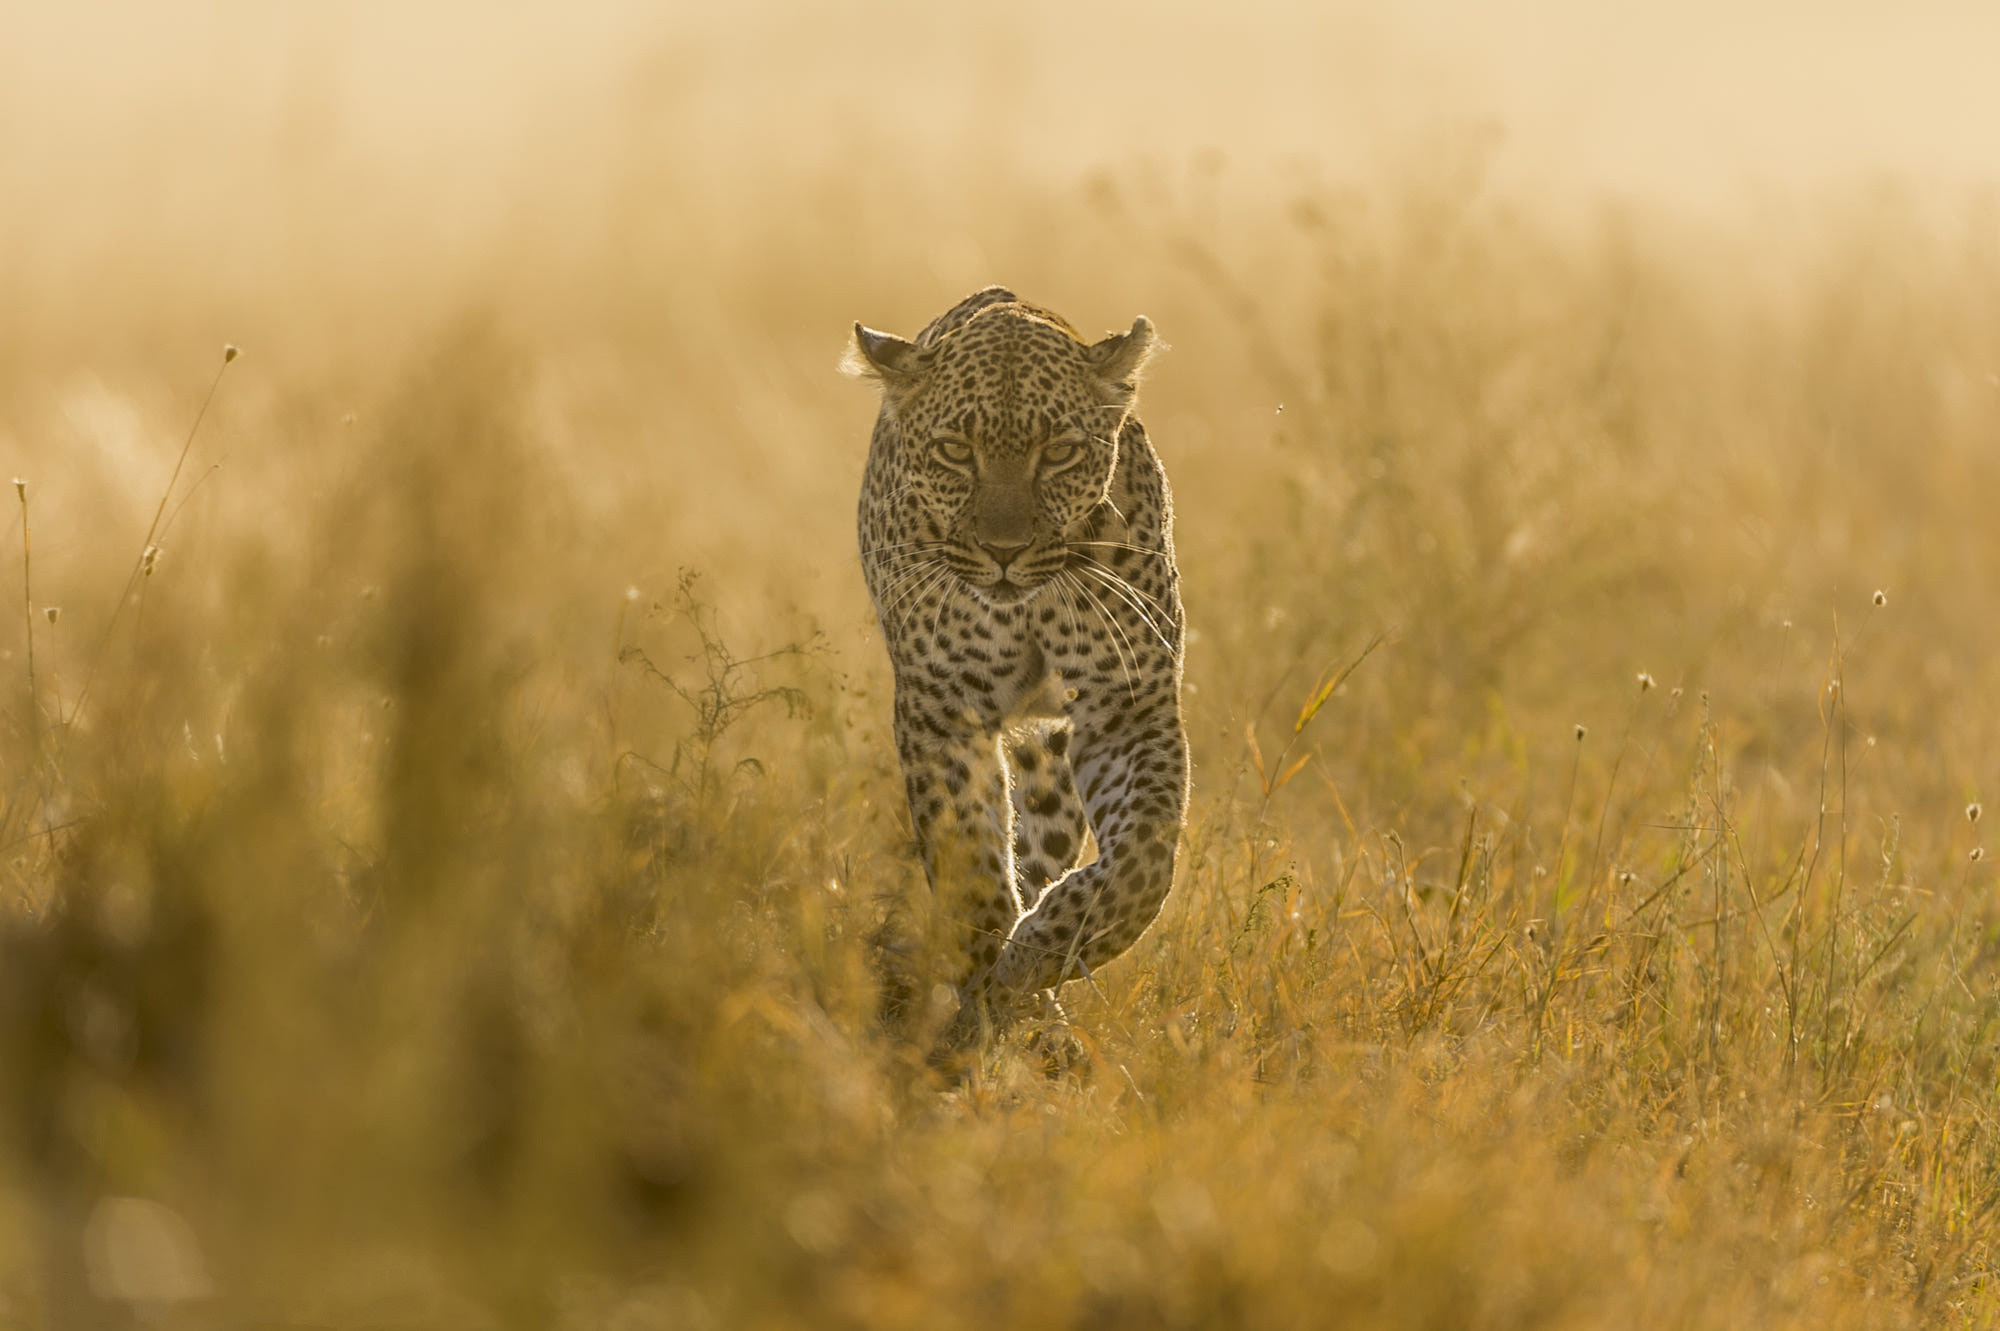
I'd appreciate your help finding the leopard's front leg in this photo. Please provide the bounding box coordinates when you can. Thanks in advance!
[983,670,1188,1005]
[892,677,1020,993]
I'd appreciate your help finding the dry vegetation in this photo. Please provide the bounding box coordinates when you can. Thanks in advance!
[5,6,2000,1328]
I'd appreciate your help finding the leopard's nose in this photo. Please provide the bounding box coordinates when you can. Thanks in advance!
[980,538,1031,571]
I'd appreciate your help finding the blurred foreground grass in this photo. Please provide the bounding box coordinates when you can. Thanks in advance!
[5,93,2000,1331]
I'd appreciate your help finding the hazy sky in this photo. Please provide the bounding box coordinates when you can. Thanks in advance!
[4,0,1997,277]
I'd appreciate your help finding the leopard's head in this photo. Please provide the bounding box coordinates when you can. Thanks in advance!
[849,301,1158,606]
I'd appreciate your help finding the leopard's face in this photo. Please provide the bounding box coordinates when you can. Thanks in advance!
[897,347,1123,604]
[854,305,1157,607]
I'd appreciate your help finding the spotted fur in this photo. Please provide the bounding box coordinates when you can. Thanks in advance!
[849,287,1189,1045]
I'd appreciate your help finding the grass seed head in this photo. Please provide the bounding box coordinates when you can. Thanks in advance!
[1637,672,1655,691]
[1574,723,1587,741]
[42,606,59,625]
[1873,589,1888,606]
[1970,803,1983,824]
[223,344,239,363]
[1972,847,1986,862]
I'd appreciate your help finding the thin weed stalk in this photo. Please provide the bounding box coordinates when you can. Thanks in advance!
[1529,724,1591,1058]
[1242,632,1384,892]
[1819,616,1852,1088]
[66,343,237,730]
[14,479,35,752]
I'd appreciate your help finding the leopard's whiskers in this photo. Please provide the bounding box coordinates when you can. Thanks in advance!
[1074,558,1177,624]
[864,538,952,558]
[1048,567,1085,648]
[864,553,942,592]
[1074,564,1174,652]
[879,559,952,628]
[1066,539,1171,561]
[1064,569,1140,705]
[905,567,964,634]
[927,576,961,646]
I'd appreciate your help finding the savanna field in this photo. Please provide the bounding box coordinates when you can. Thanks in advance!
[6,5,2000,1327]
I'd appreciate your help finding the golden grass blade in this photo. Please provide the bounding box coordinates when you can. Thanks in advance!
[1294,632,1386,735]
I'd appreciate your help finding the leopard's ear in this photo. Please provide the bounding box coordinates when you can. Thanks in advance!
[844,324,931,409]
[1086,316,1160,403]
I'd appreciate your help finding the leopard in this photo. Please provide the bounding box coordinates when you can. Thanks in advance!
[847,286,1189,1053]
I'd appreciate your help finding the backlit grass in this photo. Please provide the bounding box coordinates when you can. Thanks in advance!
[4,10,2000,1328]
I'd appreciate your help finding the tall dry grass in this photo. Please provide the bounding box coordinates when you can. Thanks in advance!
[5,6,2000,1327]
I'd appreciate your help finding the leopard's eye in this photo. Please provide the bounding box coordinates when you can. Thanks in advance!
[1042,440,1082,468]
[932,437,974,466]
